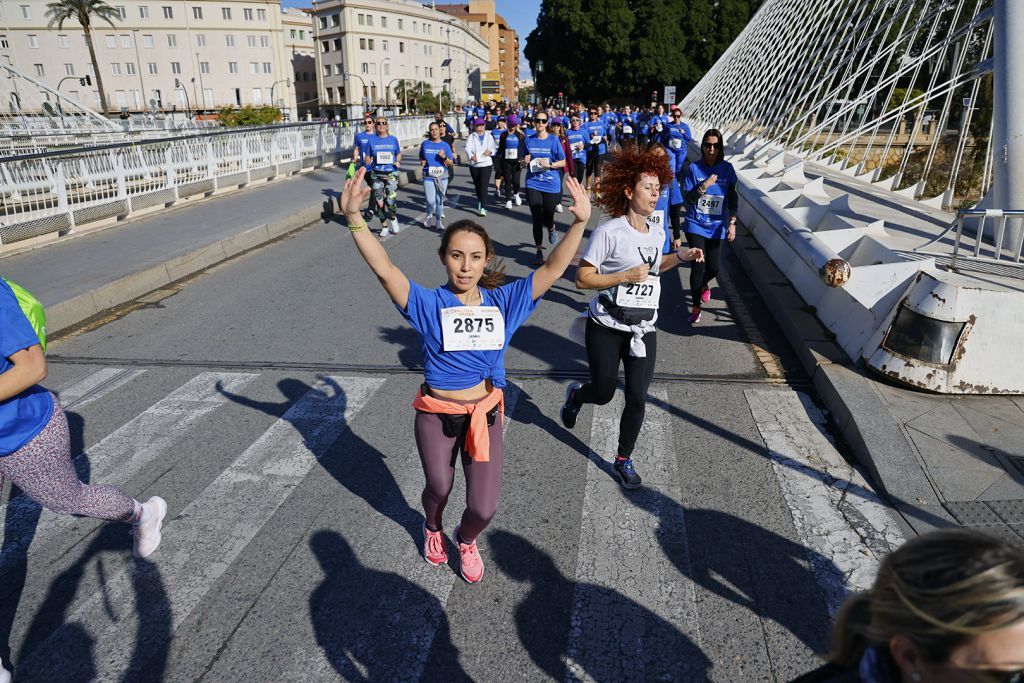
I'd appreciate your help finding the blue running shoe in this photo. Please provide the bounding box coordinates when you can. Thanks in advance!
[613,458,642,490]
[560,381,582,429]
[548,227,557,245]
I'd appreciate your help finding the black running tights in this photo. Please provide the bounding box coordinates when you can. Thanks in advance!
[503,162,521,201]
[526,187,559,247]
[684,232,724,309]
[573,318,657,458]
[469,165,492,208]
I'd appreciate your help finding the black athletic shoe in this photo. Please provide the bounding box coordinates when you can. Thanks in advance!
[614,458,642,490]
[560,381,582,429]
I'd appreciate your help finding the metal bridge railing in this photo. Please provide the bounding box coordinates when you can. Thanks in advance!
[949,209,1024,272]
[0,116,440,247]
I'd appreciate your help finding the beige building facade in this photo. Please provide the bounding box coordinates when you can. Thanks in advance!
[0,0,299,116]
[310,0,489,119]
[282,7,316,119]
[435,1,518,104]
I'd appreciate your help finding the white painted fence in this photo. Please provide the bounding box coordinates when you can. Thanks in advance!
[0,117,440,246]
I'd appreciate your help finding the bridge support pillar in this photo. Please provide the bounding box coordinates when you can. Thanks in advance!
[993,0,1024,246]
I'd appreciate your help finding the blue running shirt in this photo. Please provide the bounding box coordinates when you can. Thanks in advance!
[0,280,53,456]
[365,135,401,173]
[683,159,738,239]
[524,135,565,193]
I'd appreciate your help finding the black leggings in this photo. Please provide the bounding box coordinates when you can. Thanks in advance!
[470,166,492,208]
[572,160,585,185]
[573,318,657,458]
[503,162,521,200]
[684,232,724,308]
[526,187,559,247]
[585,152,604,185]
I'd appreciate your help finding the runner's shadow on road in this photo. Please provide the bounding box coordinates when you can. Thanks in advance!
[489,530,710,681]
[308,530,472,682]
[377,325,424,370]
[216,378,423,546]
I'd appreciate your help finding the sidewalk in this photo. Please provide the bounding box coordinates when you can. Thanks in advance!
[732,228,1024,540]
[1,155,424,335]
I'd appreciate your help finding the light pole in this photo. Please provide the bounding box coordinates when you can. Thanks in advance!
[385,78,404,113]
[174,78,192,118]
[270,78,291,118]
[131,29,146,112]
[344,72,369,117]
[195,52,206,111]
[378,57,391,110]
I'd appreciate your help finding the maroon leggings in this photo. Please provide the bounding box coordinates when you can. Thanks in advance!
[414,409,504,544]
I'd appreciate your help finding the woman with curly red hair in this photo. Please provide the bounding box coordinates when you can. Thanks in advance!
[559,144,704,489]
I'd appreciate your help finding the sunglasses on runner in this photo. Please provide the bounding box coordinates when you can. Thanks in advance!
[375,121,387,126]
[364,120,374,126]
[672,112,682,118]
[535,117,548,123]
[703,141,722,148]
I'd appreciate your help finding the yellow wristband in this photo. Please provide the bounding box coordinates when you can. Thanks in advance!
[348,222,368,233]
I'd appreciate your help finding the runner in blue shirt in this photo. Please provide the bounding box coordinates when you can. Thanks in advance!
[618,105,638,145]
[523,113,566,264]
[363,116,403,237]
[566,114,588,186]
[666,107,693,181]
[419,122,455,231]
[338,167,592,584]
[583,106,609,197]
[681,128,738,324]
[490,117,508,200]
[601,104,618,149]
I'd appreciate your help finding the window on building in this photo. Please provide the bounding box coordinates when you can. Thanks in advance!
[381,40,388,52]
[325,87,334,104]
[139,6,149,19]
[58,34,69,48]
[125,62,136,75]
[120,34,131,48]
[299,30,304,39]
[257,8,266,20]
[368,39,374,50]
[359,38,366,50]
[331,13,339,26]
[250,62,259,74]
[319,16,327,29]
[335,63,343,75]
[323,64,330,77]
[242,8,253,21]
[222,7,231,20]
[260,36,270,48]
[143,34,154,48]
[412,21,418,33]
[247,35,256,48]
[361,62,369,74]
[64,63,74,75]
[414,65,419,76]
[199,62,209,74]
[20,5,31,19]
[321,40,329,53]
[262,62,271,73]
[0,36,8,49]
[399,41,404,53]
[398,18,403,30]
[167,34,177,47]
[162,6,173,19]
[358,14,364,26]
[383,62,390,76]
[196,34,206,47]
[192,6,202,20]
[252,88,262,104]
[171,62,181,74]
[148,62,158,74]
[381,17,387,28]
[105,35,116,49]
[117,6,127,19]
[111,63,121,75]
[225,34,235,47]
[228,62,238,74]
[290,29,296,39]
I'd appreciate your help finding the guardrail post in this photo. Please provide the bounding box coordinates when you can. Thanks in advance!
[205,139,216,179]
[54,161,74,229]
[164,146,177,200]
[112,150,127,199]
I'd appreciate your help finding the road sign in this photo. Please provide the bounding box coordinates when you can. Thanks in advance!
[663,86,676,105]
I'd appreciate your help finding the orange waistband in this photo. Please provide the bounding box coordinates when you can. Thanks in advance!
[412,387,504,462]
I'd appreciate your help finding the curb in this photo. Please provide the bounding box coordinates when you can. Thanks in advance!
[730,228,957,535]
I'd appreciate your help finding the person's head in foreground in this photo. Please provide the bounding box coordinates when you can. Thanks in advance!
[597,143,675,219]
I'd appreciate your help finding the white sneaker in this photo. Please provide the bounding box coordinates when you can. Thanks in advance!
[425,214,436,229]
[441,210,446,218]
[555,203,564,213]
[131,496,167,559]
[390,218,400,234]
[437,220,444,232]
[379,227,390,238]
[505,200,513,210]
[514,193,522,206]
[0,665,12,683]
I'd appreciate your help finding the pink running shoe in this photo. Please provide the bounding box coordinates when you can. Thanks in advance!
[453,524,484,583]
[423,525,448,566]
[687,307,702,324]
[700,286,711,304]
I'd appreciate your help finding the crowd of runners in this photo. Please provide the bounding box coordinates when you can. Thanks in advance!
[3,97,1024,682]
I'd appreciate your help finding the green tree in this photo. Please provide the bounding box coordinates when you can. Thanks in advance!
[46,0,120,114]
[218,106,282,127]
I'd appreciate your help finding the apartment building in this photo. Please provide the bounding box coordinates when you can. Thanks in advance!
[282,7,316,119]
[310,0,489,119]
[0,0,298,115]
[434,1,518,104]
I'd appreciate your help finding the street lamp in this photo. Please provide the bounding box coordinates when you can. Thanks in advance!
[174,78,192,118]
[132,29,146,112]
[385,77,405,114]
[344,72,369,116]
[195,52,206,111]
[270,78,291,118]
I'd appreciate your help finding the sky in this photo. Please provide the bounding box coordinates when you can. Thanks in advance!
[280,0,541,80]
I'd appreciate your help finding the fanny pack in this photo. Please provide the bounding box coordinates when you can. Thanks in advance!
[420,385,500,438]
[599,294,655,326]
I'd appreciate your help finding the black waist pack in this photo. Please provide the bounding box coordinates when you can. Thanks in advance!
[421,385,500,438]
[599,294,655,326]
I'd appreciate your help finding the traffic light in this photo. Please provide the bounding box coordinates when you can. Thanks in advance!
[175,78,182,88]
[79,74,92,86]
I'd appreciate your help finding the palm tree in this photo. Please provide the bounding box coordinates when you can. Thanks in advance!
[46,0,121,114]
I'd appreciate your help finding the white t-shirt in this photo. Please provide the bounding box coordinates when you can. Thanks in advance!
[580,216,665,329]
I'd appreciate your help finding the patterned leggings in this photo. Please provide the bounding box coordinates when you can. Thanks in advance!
[370,172,399,223]
[0,396,136,522]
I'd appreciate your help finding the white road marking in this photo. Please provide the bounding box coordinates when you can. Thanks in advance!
[15,375,387,679]
[55,367,147,410]
[0,372,259,573]
[744,389,904,613]
[281,383,522,682]
[565,387,703,682]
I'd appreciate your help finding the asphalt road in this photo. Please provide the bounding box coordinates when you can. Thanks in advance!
[1,158,907,682]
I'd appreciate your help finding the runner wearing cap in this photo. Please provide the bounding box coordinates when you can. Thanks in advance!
[666,108,693,182]
[491,116,508,200]
[363,115,403,237]
[339,167,592,584]
[680,128,738,324]
[523,112,566,265]
[558,144,704,490]
[566,114,588,186]
[465,117,497,217]
[498,114,526,210]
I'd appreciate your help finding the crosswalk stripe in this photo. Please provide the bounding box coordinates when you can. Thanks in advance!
[565,387,703,681]
[280,383,523,681]
[744,389,904,613]
[55,367,147,410]
[0,372,259,574]
[14,375,386,679]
